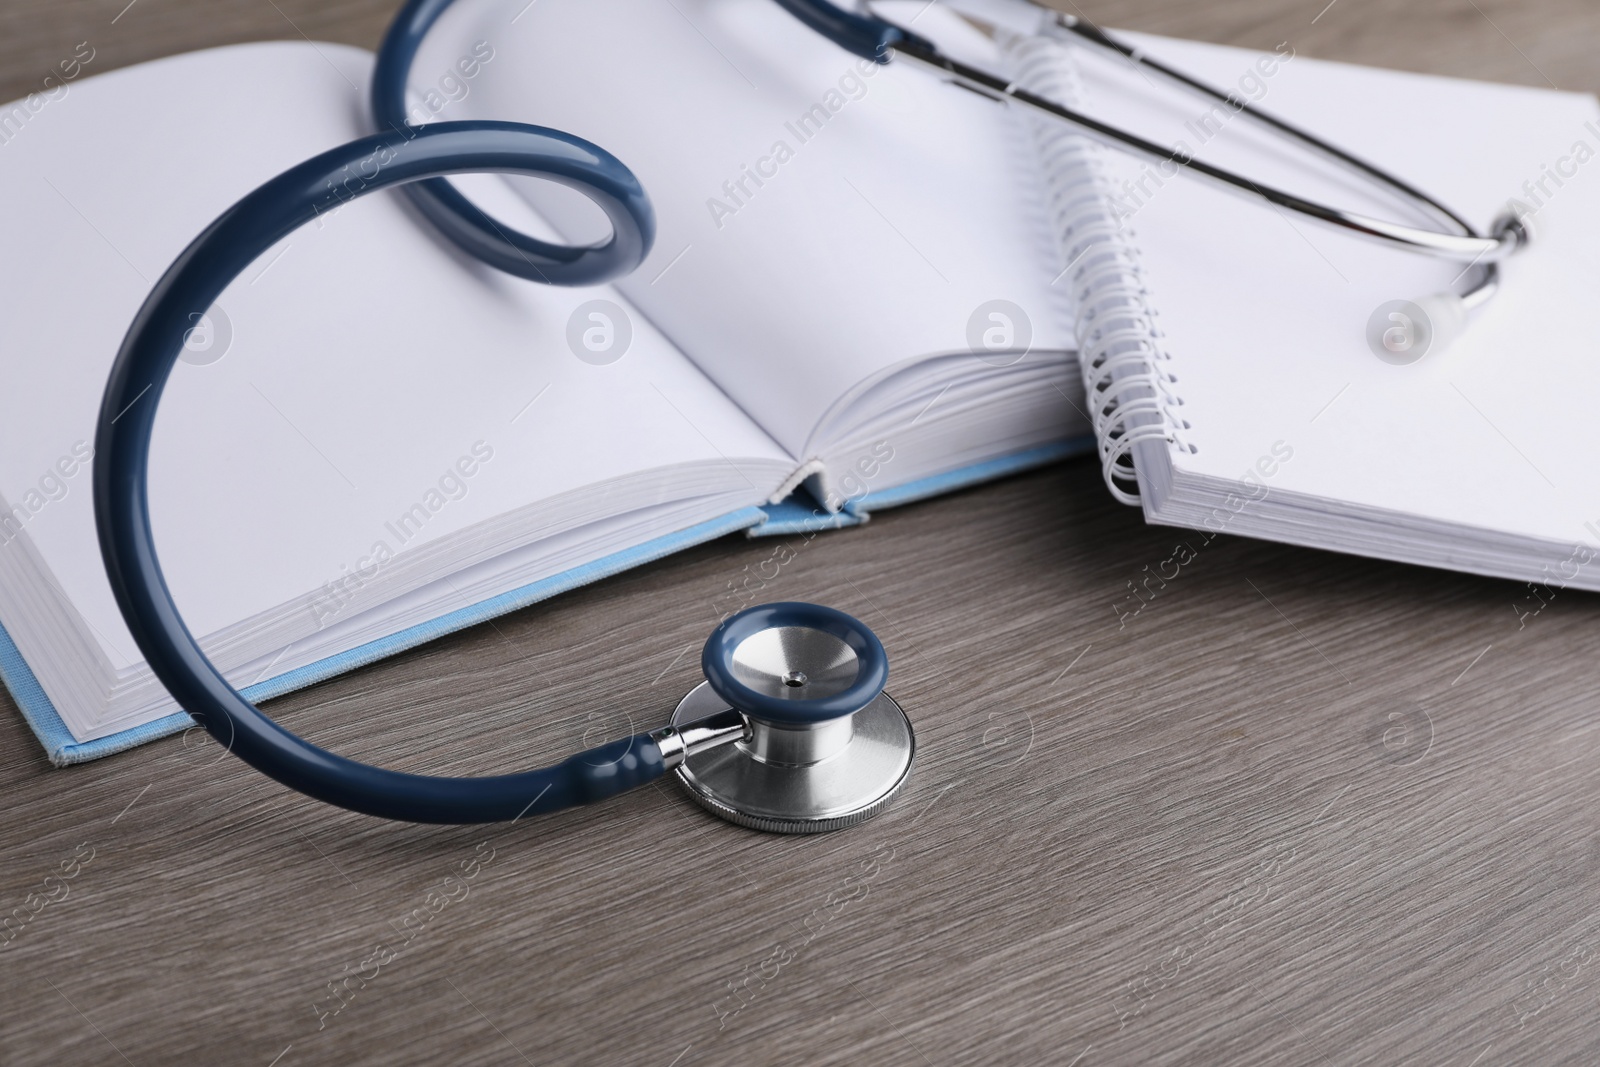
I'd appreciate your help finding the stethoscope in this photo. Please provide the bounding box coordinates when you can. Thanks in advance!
[94,0,1527,830]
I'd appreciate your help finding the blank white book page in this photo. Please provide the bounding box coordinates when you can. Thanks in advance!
[0,43,788,671]
[435,0,1077,457]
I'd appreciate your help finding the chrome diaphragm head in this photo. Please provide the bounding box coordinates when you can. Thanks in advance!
[668,602,914,834]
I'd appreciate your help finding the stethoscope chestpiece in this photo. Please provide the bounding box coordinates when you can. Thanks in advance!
[666,602,914,833]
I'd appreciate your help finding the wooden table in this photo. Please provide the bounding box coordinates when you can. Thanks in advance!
[3,2,1598,1063]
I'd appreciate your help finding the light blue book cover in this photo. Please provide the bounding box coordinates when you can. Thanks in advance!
[2,440,1088,765]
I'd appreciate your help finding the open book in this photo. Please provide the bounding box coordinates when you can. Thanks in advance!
[0,0,1088,761]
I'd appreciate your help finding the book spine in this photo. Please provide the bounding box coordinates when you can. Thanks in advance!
[1000,33,1193,506]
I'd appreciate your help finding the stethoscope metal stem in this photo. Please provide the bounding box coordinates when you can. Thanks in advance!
[652,704,864,769]
[650,709,749,770]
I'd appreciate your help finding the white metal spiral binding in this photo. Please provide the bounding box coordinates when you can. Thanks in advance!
[1000,32,1193,506]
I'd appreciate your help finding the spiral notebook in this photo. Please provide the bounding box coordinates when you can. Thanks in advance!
[999,23,1600,601]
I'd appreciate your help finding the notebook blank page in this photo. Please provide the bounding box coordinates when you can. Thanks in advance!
[1077,34,1600,548]
[437,0,1075,457]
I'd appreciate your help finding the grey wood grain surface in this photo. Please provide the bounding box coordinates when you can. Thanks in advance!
[3,1,1599,1064]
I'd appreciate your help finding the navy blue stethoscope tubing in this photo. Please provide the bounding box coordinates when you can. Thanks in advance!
[92,0,885,826]
[371,0,654,284]
[369,0,906,282]
[93,123,662,824]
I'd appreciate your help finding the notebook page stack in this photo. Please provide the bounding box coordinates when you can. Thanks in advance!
[1008,25,1600,595]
